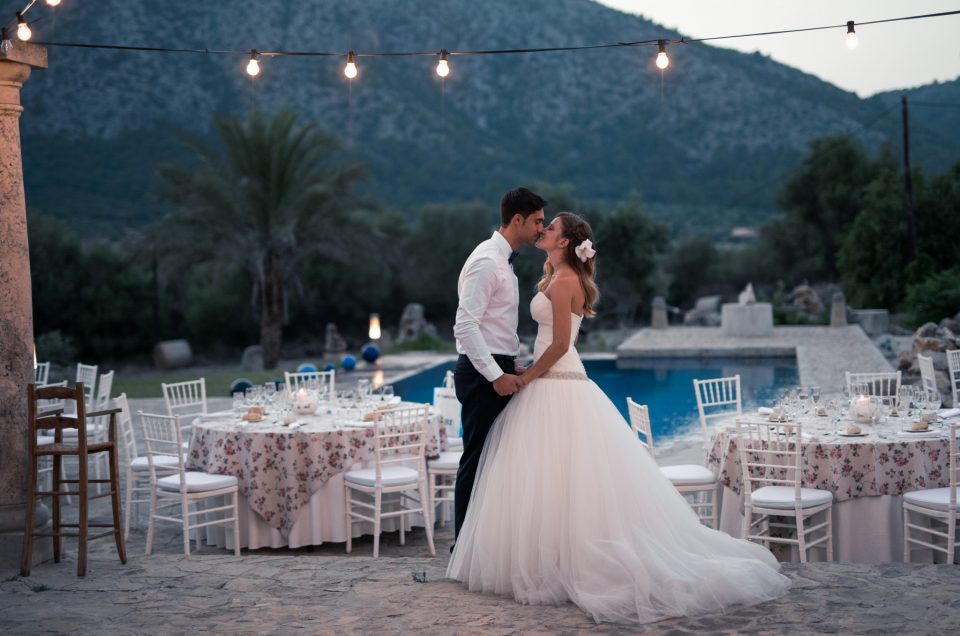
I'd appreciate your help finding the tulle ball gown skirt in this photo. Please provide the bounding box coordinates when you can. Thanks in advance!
[447,375,790,624]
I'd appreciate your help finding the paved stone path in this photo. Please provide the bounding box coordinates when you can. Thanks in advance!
[4,519,960,635]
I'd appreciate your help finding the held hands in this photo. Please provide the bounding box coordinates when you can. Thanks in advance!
[492,373,523,396]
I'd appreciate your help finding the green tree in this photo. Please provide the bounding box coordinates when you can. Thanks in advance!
[837,166,908,308]
[592,193,668,325]
[156,110,371,368]
[765,136,884,282]
[402,203,498,330]
[666,236,718,308]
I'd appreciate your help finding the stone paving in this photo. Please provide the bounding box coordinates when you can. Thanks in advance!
[8,345,953,634]
[4,516,960,635]
[618,326,893,392]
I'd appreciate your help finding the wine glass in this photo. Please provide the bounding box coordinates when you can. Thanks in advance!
[381,385,394,402]
[264,382,277,408]
[810,386,821,405]
[927,390,942,427]
[232,391,245,412]
[896,386,912,419]
[797,386,810,415]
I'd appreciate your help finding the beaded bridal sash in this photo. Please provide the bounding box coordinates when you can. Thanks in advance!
[540,370,589,381]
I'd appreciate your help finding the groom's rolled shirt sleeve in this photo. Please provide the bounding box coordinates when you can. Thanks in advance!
[454,256,504,383]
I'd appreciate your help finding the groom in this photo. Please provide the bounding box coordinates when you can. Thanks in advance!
[452,186,546,543]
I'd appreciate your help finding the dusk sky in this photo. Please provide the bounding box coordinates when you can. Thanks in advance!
[597,1,960,97]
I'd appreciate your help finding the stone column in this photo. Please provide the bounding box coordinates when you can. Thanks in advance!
[830,291,848,327]
[651,296,668,329]
[0,39,48,571]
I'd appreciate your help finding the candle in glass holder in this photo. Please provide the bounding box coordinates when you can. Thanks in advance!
[852,394,871,422]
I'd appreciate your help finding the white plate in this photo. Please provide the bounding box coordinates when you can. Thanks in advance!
[899,428,936,434]
[836,432,868,437]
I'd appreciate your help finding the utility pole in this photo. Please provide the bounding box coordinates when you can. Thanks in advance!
[901,95,918,262]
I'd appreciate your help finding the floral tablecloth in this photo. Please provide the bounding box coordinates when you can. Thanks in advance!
[706,414,953,502]
[187,408,445,536]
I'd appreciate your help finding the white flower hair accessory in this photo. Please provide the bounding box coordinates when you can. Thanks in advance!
[574,239,596,263]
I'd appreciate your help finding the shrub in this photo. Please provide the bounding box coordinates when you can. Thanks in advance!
[906,267,960,327]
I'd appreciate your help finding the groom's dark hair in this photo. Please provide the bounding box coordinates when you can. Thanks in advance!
[500,187,547,227]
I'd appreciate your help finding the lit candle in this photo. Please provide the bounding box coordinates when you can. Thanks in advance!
[854,395,871,421]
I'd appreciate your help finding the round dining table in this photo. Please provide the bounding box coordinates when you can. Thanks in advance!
[186,402,447,549]
[707,410,957,563]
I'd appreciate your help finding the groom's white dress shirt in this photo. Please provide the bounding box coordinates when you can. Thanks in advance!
[454,231,520,383]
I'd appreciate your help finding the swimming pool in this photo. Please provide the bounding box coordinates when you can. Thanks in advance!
[391,357,798,445]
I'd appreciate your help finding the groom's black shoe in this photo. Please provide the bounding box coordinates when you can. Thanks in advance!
[450,543,455,554]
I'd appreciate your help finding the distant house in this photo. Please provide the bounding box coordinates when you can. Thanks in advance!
[729,226,759,240]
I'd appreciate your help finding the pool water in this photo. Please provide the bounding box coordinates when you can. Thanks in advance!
[391,357,798,445]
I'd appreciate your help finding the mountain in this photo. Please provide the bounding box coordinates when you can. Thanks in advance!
[9,0,959,238]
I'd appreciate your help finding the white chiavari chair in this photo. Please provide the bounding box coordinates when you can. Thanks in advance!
[903,422,959,564]
[115,395,177,539]
[76,363,98,409]
[693,375,742,443]
[737,418,833,563]
[918,354,938,395]
[845,371,901,397]
[344,405,435,558]
[284,370,335,397]
[947,349,960,408]
[35,361,50,387]
[628,398,720,528]
[162,377,207,445]
[141,412,240,557]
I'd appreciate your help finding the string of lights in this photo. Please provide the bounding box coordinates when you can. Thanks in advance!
[2,2,959,82]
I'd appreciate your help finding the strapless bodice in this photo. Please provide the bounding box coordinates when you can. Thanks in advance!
[531,292,586,375]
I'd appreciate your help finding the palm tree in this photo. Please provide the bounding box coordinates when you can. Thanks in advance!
[156,110,371,369]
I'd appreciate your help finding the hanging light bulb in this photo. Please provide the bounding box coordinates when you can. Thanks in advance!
[46,0,62,6]
[16,12,31,41]
[655,40,669,70]
[344,51,358,79]
[246,49,261,77]
[436,49,450,78]
[845,21,859,50]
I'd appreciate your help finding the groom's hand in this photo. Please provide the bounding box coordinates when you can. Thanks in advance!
[492,374,522,396]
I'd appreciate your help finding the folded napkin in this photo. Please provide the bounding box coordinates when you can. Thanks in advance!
[199,410,233,421]
[939,408,960,420]
[758,407,773,415]
[896,430,943,440]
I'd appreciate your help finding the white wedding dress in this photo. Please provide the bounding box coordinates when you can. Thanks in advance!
[447,292,790,624]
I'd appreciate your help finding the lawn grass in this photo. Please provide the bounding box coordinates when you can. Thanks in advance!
[113,369,293,399]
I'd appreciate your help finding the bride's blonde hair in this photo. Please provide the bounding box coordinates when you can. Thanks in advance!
[536,212,599,317]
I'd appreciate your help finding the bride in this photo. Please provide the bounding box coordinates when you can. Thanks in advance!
[446,212,790,624]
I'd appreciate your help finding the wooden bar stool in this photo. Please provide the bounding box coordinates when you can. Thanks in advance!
[21,383,127,577]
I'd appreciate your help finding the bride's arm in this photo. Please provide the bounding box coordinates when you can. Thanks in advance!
[518,280,575,387]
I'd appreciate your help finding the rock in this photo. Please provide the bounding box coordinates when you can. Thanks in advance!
[397,303,439,343]
[241,345,263,372]
[830,292,848,327]
[905,319,960,406]
[651,296,668,329]
[324,324,347,353]
[683,295,722,326]
[897,351,914,372]
[153,339,192,370]
[915,337,947,354]
[791,284,823,317]
[916,322,939,339]
[940,318,960,336]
